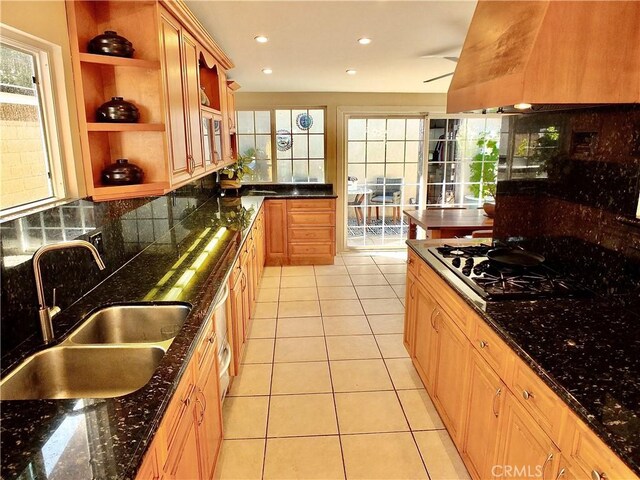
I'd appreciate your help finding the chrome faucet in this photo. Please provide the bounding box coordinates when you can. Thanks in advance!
[33,240,106,344]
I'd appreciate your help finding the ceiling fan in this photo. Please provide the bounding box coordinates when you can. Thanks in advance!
[421,53,459,84]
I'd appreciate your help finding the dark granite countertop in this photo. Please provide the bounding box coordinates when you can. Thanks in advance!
[0,196,265,480]
[407,239,640,476]
[239,183,337,198]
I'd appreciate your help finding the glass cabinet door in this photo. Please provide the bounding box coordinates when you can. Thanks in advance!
[202,114,213,166]
[213,116,223,165]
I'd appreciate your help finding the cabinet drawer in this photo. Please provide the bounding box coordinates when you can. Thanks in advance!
[417,261,471,335]
[289,243,334,256]
[288,211,335,227]
[195,315,216,369]
[510,359,566,445]
[288,199,335,211]
[567,417,638,480]
[289,227,335,243]
[471,318,513,379]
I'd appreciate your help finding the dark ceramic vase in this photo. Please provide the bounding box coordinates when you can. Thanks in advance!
[88,31,134,58]
[101,159,144,185]
[96,97,140,123]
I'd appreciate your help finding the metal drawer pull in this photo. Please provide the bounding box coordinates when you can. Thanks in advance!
[479,340,488,349]
[522,390,533,400]
[492,387,501,417]
[555,467,566,480]
[542,453,553,478]
[591,470,607,480]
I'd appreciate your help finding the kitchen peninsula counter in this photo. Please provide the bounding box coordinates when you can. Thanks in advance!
[407,238,640,476]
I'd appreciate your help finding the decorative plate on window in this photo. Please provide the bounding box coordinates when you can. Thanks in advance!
[276,130,293,151]
[296,113,313,131]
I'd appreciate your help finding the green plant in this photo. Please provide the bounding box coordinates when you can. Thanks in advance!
[468,133,499,200]
[220,206,255,231]
[221,153,254,182]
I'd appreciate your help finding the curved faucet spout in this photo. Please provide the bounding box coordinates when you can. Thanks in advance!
[32,240,106,344]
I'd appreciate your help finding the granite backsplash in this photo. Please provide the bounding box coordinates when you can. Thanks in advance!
[493,105,640,304]
[0,175,220,361]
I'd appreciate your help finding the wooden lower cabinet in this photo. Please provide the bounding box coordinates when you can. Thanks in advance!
[461,350,505,480]
[431,309,470,443]
[412,283,440,395]
[264,198,336,265]
[264,200,288,265]
[228,263,246,375]
[406,251,638,480]
[494,391,560,480]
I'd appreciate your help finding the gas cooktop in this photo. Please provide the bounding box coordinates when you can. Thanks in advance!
[428,244,591,301]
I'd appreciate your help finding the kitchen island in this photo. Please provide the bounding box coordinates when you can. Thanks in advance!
[404,238,640,479]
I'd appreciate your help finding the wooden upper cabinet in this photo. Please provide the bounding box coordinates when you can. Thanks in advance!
[159,7,207,187]
[180,30,205,177]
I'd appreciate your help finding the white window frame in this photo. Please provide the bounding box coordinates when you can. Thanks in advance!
[0,24,76,221]
[236,107,328,184]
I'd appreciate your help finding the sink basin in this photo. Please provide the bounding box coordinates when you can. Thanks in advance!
[0,345,165,400]
[68,303,191,344]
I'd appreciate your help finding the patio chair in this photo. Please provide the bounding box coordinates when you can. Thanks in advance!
[369,177,402,222]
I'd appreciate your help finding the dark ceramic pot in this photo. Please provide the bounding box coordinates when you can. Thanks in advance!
[101,159,143,185]
[88,31,134,58]
[96,97,140,123]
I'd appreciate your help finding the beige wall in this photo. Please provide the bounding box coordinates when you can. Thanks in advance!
[235,92,448,250]
[1,0,85,197]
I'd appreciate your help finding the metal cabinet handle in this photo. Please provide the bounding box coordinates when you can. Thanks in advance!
[555,468,566,480]
[541,453,553,479]
[195,391,205,425]
[479,340,489,349]
[409,280,416,300]
[523,390,533,400]
[431,309,440,333]
[591,470,607,480]
[492,387,501,417]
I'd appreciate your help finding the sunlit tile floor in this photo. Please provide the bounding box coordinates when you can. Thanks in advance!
[216,253,471,480]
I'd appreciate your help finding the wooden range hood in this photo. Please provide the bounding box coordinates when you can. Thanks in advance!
[447,1,640,113]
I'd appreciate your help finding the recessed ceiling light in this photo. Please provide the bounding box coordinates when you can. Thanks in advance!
[358,37,371,45]
[346,69,357,75]
[254,35,268,43]
[262,68,273,75]
[514,102,532,110]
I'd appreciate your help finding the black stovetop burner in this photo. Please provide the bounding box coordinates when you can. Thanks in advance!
[429,244,591,300]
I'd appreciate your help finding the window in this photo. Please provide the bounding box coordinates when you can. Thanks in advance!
[236,108,326,183]
[0,26,68,218]
[426,117,506,207]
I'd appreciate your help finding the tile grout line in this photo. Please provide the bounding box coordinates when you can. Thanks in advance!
[347,256,432,480]
[315,263,349,480]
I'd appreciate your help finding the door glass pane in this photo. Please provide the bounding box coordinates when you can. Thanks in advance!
[346,115,426,248]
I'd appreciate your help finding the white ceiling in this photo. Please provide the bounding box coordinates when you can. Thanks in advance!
[186,1,477,93]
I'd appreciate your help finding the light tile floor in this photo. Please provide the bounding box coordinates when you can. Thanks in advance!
[216,253,471,480]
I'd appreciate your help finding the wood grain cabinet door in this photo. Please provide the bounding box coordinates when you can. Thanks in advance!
[264,200,288,265]
[180,30,204,176]
[195,336,223,480]
[432,309,470,443]
[412,284,439,394]
[494,391,560,480]
[462,349,505,480]
[228,273,245,374]
[403,270,417,355]
[159,9,190,185]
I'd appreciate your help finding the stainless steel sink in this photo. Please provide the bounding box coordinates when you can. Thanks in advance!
[0,345,165,400]
[68,304,191,344]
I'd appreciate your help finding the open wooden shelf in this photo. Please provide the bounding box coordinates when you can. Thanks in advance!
[79,53,160,69]
[91,182,169,201]
[87,123,165,132]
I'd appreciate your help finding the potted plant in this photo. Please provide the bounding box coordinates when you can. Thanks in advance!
[220,154,254,190]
